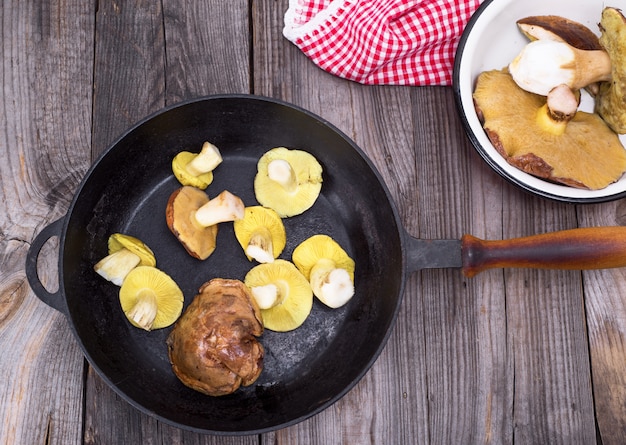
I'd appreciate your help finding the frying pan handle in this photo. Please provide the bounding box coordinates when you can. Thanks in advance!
[25,217,67,314]
[462,226,626,277]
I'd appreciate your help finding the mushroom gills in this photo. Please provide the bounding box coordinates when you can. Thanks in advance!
[254,147,323,217]
[244,259,313,332]
[234,206,286,263]
[119,266,184,331]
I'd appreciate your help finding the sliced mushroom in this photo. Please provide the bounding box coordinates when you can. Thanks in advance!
[172,141,223,189]
[233,206,286,263]
[292,234,355,309]
[473,69,626,189]
[119,266,184,331]
[94,233,156,286]
[244,259,313,332]
[254,147,323,217]
[596,7,626,134]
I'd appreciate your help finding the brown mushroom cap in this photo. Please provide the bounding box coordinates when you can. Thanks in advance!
[517,15,603,50]
[166,278,264,396]
[165,186,218,260]
[473,69,626,190]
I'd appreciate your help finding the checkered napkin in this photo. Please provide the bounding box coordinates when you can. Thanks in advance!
[283,0,482,86]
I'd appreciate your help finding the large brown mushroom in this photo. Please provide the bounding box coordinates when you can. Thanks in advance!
[166,278,264,396]
[473,69,626,190]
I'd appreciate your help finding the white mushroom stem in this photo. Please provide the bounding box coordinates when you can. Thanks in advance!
[246,229,275,263]
[536,84,580,136]
[267,159,298,193]
[125,289,158,331]
[94,248,141,286]
[509,40,611,96]
[251,283,279,309]
[186,141,223,176]
[310,258,354,308]
[194,190,245,227]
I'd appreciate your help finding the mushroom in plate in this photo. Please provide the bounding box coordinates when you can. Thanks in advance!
[292,234,355,309]
[119,265,184,331]
[172,141,223,189]
[508,39,611,96]
[234,206,286,263]
[244,259,313,332]
[595,7,626,134]
[473,69,626,190]
[254,147,323,217]
[94,233,156,286]
[516,15,604,50]
[166,186,244,260]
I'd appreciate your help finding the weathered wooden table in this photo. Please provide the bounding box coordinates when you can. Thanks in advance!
[4,1,626,444]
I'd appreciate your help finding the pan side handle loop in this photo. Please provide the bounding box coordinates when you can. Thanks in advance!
[25,217,67,315]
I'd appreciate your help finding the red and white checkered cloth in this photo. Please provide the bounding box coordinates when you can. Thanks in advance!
[283,0,483,86]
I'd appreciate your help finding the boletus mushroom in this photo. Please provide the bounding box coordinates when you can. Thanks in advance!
[171,141,223,189]
[166,278,264,396]
[119,265,184,331]
[292,234,355,309]
[244,259,313,332]
[595,7,626,134]
[94,233,156,286]
[514,15,605,96]
[254,147,323,217]
[473,69,626,190]
[508,39,611,96]
[234,206,286,263]
[166,186,244,260]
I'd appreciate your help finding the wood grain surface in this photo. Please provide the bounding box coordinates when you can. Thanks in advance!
[4,0,626,444]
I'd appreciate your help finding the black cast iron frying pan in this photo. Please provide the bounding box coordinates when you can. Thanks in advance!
[25,95,626,435]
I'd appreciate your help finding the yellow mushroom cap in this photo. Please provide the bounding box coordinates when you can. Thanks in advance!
[254,147,323,217]
[119,266,184,331]
[292,234,355,282]
[108,233,156,267]
[244,259,313,332]
[234,206,287,263]
[172,152,214,190]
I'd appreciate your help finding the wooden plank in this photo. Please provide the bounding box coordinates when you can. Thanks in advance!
[413,87,515,444]
[502,196,596,444]
[0,0,94,444]
[578,201,626,445]
[85,1,256,443]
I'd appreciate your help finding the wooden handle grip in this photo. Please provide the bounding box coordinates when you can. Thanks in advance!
[461,226,626,277]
